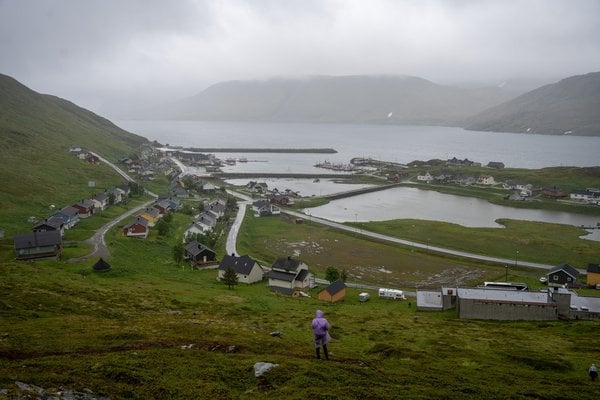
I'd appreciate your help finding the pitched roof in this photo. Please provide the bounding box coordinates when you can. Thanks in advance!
[547,263,580,278]
[324,279,346,295]
[93,257,112,272]
[266,269,296,282]
[587,263,600,274]
[184,241,214,257]
[14,230,62,249]
[272,257,303,271]
[218,254,260,274]
[124,217,148,229]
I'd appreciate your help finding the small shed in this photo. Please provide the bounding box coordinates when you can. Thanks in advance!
[318,280,347,303]
[587,263,600,288]
[93,257,112,272]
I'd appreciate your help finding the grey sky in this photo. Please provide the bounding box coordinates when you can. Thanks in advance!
[1,0,599,116]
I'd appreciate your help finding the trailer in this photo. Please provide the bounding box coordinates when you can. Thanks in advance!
[378,288,406,300]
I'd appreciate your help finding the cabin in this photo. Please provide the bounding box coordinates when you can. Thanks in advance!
[217,254,264,284]
[416,171,433,183]
[587,264,600,288]
[14,230,62,260]
[33,218,65,237]
[139,207,161,227]
[546,264,580,288]
[318,280,347,303]
[184,241,217,266]
[266,256,314,296]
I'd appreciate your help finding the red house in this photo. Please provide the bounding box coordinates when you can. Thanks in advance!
[123,217,149,238]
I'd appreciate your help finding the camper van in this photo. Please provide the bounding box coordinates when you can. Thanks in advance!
[378,288,405,300]
[359,292,370,302]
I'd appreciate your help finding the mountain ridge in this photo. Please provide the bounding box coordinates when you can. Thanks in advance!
[134,74,517,127]
[464,72,600,136]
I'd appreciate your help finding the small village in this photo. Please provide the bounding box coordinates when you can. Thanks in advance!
[10,144,600,328]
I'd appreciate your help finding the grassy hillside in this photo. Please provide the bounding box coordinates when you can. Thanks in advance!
[465,72,600,136]
[0,73,149,235]
[1,229,599,399]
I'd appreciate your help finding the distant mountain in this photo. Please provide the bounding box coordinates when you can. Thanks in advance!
[465,72,600,136]
[136,75,516,126]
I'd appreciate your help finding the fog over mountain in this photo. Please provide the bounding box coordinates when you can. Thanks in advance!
[465,72,600,136]
[1,1,599,117]
[135,75,518,127]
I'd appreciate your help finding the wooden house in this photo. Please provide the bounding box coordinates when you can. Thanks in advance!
[266,256,314,295]
[546,264,580,288]
[92,193,109,211]
[318,280,347,302]
[587,264,600,288]
[72,199,95,218]
[218,254,264,284]
[184,241,217,266]
[14,230,62,260]
[33,218,65,237]
[123,217,149,238]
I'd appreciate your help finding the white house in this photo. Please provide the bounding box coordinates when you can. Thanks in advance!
[416,172,434,183]
[477,174,496,185]
[217,254,264,284]
[266,256,314,295]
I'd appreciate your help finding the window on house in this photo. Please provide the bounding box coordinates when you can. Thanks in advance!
[553,275,558,281]
[567,277,572,281]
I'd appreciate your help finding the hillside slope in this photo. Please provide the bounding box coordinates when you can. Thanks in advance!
[465,72,600,136]
[0,73,149,233]
[138,75,515,126]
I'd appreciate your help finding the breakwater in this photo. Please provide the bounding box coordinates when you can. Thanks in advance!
[186,147,337,154]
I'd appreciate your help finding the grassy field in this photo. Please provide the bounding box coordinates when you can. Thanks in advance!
[2,180,600,398]
[2,253,600,399]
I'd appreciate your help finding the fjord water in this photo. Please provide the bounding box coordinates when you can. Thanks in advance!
[117,120,600,235]
[117,120,600,169]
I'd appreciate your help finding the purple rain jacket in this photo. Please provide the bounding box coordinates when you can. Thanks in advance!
[312,310,331,346]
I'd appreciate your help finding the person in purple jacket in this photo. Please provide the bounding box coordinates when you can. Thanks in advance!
[312,309,331,360]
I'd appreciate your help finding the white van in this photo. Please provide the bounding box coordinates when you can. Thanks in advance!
[378,288,405,300]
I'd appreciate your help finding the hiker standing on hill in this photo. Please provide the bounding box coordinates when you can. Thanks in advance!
[589,363,598,381]
[312,310,331,360]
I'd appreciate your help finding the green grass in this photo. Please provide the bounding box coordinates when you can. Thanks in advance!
[354,218,600,268]
[2,257,600,399]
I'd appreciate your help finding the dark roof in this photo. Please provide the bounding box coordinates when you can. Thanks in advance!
[324,279,346,296]
[547,263,580,278]
[184,241,215,257]
[14,230,62,249]
[270,286,294,296]
[33,219,63,230]
[93,257,112,272]
[587,263,600,274]
[296,269,309,281]
[266,269,296,282]
[272,257,302,271]
[124,217,148,229]
[219,254,259,274]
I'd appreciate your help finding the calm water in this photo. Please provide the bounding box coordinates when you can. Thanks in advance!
[117,120,600,238]
[117,120,600,169]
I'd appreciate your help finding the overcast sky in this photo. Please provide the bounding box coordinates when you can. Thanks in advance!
[1,0,599,116]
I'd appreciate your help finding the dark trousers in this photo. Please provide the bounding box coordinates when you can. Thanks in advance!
[316,344,329,360]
